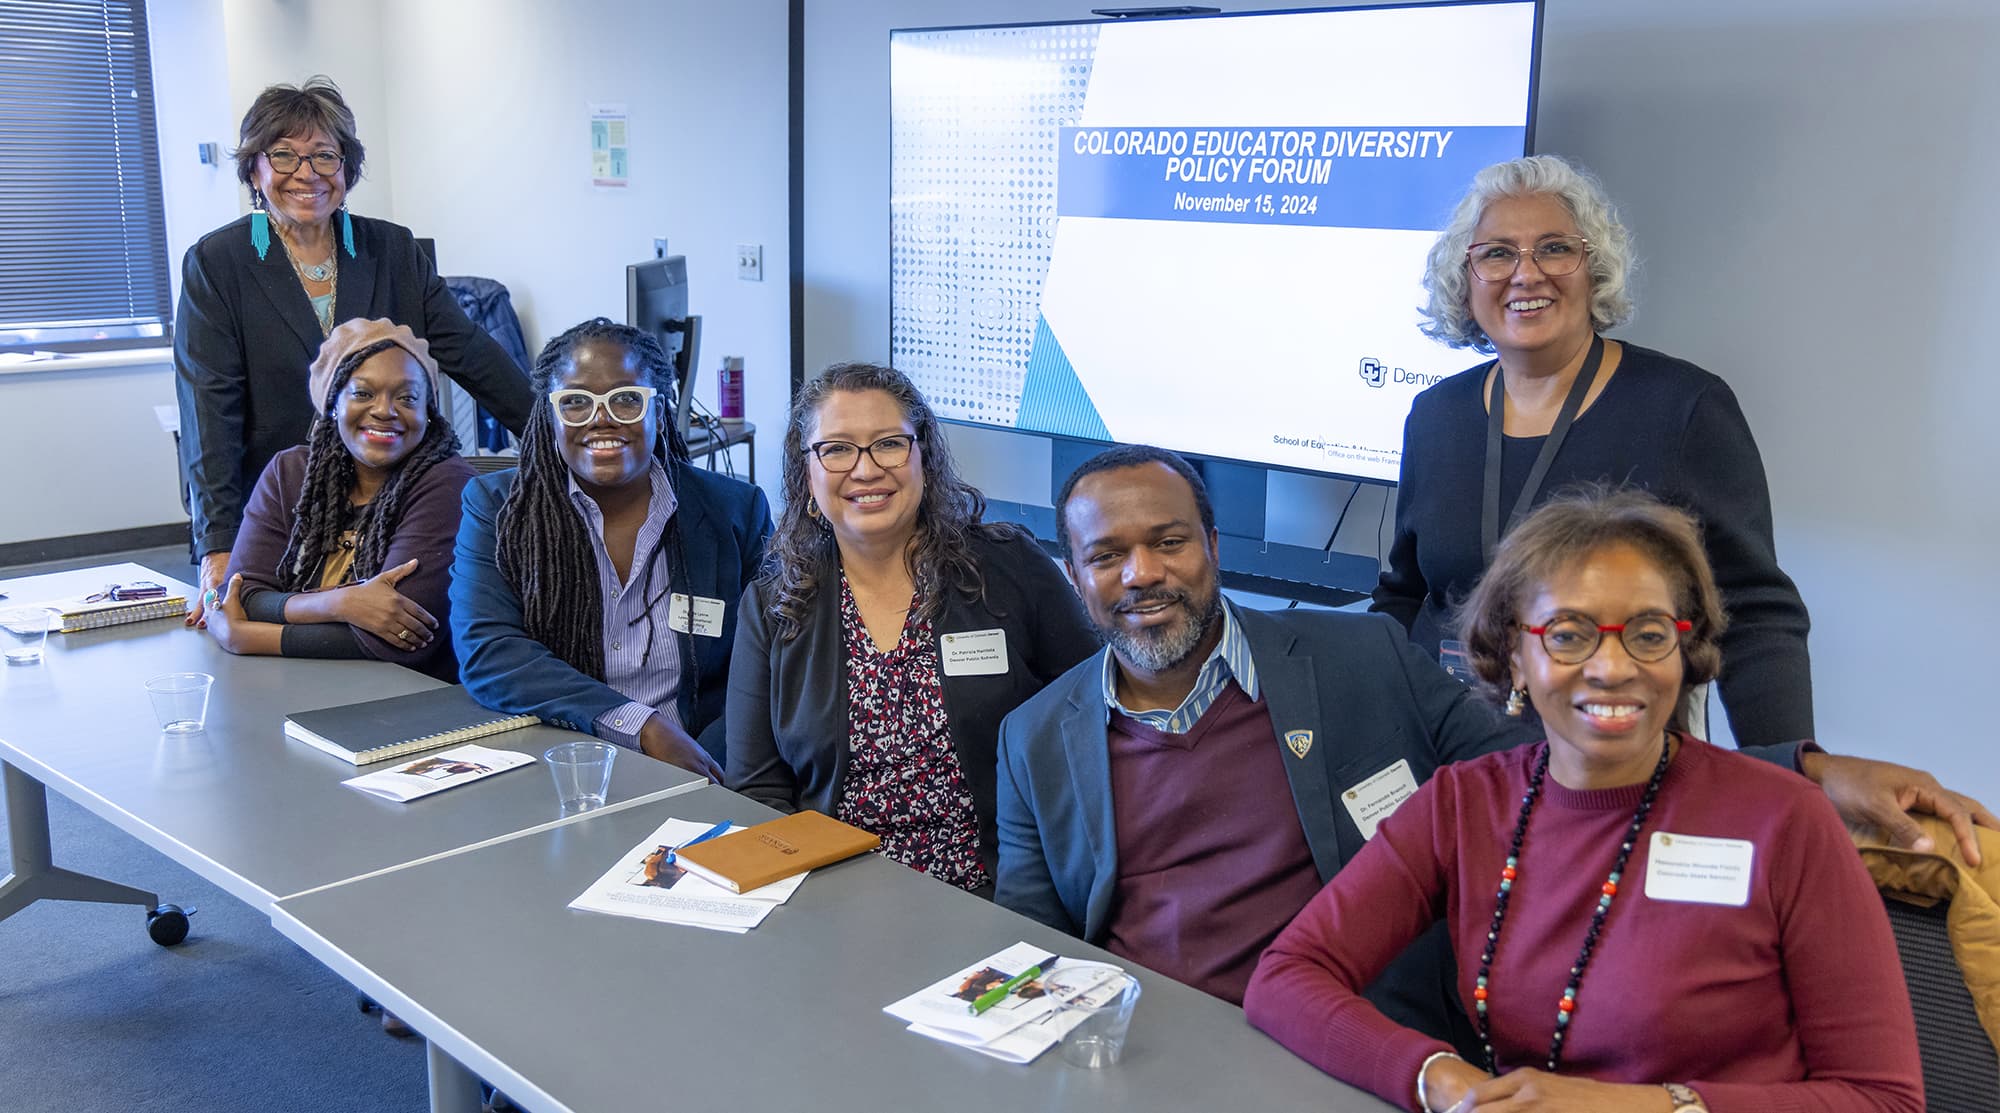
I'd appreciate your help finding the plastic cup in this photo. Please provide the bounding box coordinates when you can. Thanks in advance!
[145,672,214,733]
[546,740,617,815]
[1056,971,1142,1068]
[1,607,55,666]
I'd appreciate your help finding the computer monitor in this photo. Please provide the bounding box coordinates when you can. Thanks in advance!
[624,256,698,438]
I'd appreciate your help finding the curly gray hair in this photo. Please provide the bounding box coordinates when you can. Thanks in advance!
[1418,155,1635,352]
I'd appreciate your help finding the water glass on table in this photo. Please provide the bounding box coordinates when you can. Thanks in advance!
[1054,971,1142,1068]
[145,673,215,733]
[546,740,618,815]
[1,607,56,665]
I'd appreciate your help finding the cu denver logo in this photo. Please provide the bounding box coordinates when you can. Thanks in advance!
[1358,357,1387,388]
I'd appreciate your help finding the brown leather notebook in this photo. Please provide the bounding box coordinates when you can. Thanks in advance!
[673,810,881,893]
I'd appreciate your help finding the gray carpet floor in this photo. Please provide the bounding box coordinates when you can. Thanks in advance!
[1,546,429,1112]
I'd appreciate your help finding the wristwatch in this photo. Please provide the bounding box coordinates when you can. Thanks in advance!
[1662,1082,1707,1112]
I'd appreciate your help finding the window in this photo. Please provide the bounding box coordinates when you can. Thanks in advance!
[0,0,170,351]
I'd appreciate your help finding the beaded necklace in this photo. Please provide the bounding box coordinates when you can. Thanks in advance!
[1471,736,1673,1074]
[275,226,338,336]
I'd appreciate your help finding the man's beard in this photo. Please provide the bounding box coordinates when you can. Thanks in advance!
[1097,579,1223,673]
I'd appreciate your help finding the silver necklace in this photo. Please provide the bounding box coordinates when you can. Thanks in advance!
[278,229,338,335]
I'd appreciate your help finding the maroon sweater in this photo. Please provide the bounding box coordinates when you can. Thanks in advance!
[1104,685,1324,1004]
[1245,737,1922,1113]
[226,445,473,681]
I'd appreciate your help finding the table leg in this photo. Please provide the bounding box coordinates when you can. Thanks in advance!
[426,1040,485,1113]
[0,761,158,923]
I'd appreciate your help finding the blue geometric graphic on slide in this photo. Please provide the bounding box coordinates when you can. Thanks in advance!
[1017,316,1111,440]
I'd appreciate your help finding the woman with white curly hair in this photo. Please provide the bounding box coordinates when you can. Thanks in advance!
[1372,154,1815,753]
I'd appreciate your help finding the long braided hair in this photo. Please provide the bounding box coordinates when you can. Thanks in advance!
[275,338,461,590]
[763,361,1021,642]
[495,318,696,690]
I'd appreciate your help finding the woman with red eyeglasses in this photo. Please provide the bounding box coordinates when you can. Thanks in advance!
[1374,153,1991,862]
[1247,487,1922,1113]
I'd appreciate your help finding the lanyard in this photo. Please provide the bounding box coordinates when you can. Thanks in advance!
[1481,334,1606,563]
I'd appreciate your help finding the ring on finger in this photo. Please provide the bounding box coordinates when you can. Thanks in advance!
[396,628,411,641]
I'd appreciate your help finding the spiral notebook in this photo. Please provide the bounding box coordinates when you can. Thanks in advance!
[46,593,188,632]
[284,686,539,766]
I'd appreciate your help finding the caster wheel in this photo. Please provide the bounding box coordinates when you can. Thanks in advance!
[358,994,380,1015]
[146,904,193,946]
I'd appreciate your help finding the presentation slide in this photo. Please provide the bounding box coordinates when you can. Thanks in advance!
[890,3,1538,482]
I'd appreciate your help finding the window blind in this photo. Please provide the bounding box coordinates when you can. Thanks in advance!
[0,0,170,348]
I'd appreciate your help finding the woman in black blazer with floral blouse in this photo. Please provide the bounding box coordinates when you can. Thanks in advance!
[727,363,1101,894]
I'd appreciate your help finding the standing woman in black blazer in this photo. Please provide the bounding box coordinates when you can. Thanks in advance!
[728,363,1100,893]
[175,77,533,624]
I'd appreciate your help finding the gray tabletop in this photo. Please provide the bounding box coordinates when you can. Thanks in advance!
[273,786,1395,1113]
[0,563,704,910]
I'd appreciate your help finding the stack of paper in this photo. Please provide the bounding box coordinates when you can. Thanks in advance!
[883,941,1128,1063]
[342,744,535,802]
[568,818,808,933]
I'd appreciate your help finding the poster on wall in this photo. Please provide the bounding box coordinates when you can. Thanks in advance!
[591,103,629,188]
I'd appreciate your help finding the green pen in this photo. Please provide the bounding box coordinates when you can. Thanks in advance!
[968,954,1059,1015]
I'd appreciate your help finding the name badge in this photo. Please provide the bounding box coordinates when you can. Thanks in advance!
[667,594,727,638]
[1643,832,1754,907]
[940,628,1009,677]
[1341,759,1419,841]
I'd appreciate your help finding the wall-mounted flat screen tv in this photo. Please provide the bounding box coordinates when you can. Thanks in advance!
[891,1,1542,483]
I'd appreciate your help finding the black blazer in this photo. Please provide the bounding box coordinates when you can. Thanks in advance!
[174,213,536,557]
[452,461,774,764]
[726,529,1102,877]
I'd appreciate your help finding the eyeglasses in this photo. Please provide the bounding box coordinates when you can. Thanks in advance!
[805,434,917,473]
[264,149,345,176]
[1520,613,1691,665]
[1466,235,1590,283]
[548,386,658,427]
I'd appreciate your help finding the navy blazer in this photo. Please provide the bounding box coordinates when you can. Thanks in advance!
[174,213,536,557]
[994,605,1536,1033]
[726,529,1102,879]
[449,461,772,761]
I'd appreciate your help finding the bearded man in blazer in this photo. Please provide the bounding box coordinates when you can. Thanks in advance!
[994,445,1531,1044]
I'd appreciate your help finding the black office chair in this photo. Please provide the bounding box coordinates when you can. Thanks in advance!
[1880,894,2000,1108]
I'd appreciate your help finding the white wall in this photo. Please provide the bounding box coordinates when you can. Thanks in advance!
[802,0,2000,802]
[374,0,790,490]
[222,0,399,222]
[1532,0,2000,800]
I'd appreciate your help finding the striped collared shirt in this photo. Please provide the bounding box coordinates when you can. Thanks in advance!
[567,461,683,748]
[1101,600,1260,733]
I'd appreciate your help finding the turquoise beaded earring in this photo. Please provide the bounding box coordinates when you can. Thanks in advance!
[340,203,356,258]
[250,189,271,260]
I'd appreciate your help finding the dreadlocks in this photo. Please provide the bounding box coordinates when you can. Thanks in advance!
[495,318,695,690]
[275,338,462,591]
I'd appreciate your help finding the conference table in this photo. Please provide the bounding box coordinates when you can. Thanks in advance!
[274,784,1395,1113]
[1,562,1393,1113]
[0,564,704,923]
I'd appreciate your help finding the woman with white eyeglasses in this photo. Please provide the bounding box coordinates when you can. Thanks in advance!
[726,363,1099,894]
[176,77,532,630]
[449,319,771,780]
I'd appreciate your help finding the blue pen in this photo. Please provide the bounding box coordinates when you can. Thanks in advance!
[665,820,734,865]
